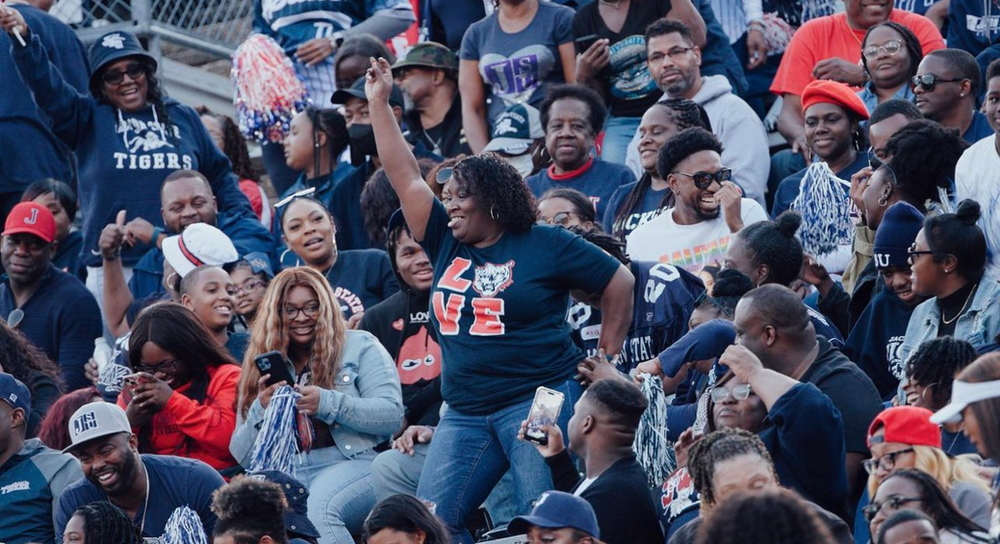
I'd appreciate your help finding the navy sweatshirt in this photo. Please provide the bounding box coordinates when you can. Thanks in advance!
[1,5,88,194]
[128,212,275,300]
[10,34,255,268]
[843,289,914,400]
[0,265,102,391]
[526,159,636,229]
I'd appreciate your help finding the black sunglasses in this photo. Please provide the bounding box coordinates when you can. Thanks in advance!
[910,73,965,93]
[101,63,147,85]
[672,168,732,189]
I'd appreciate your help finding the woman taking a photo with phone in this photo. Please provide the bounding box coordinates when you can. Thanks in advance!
[365,57,635,543]
[230,266,403,544]
[117,302,241,472]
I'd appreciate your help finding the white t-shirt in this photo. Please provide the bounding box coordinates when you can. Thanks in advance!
[955,136,1000,278]
[625,198,769,273]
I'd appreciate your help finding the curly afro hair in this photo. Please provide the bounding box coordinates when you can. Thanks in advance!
[737,211,804,287]
[883,120,967,210]
[454,152,537,234]
[657,128,724,180]
[905,337,977,409]
[695,488,836,544]
[211,476,289,544]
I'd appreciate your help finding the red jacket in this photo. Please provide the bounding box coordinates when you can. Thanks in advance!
[118,364,241,471]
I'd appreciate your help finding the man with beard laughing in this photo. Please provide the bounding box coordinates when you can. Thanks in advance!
[626,128,767,276]
[54,402,224,540]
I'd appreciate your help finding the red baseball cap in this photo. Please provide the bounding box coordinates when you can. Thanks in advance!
[3,202,56,244]
[867,406,941,448]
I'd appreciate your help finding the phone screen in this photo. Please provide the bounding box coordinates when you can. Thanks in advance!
[525,387,565,446]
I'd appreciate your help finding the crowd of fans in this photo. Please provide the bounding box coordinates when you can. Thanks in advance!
[0,0,999,543]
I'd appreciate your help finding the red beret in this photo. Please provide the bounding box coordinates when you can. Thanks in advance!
[801,79,870,120]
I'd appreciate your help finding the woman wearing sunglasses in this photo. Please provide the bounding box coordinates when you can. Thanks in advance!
[231,267,404,543]
[117,302,241,472]
[857,22,923,114]
[537,188,597,230]
[899,200,1000,362]
[365,57,635,543]
[863,407,991,534]
[771,80,870,219]
[868,470,990,544]
[0,20,254,294]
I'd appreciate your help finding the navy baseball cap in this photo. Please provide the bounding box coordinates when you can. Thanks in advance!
[0,373,31,419]
[331,75,405,110]
[247,471,321,539]
[88,31,157,91]
[508,491,600,538]
[241,251,274,280]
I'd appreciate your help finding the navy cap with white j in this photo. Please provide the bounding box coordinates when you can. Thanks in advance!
[507,491,600,539]
[0,373,32,419]
[63,402,133,453]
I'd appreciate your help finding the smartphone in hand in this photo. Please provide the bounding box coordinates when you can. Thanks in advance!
[525,386,565,446]
[254,351,295,387]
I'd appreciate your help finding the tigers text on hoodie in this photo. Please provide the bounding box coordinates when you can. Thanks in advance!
[10,34,255,268]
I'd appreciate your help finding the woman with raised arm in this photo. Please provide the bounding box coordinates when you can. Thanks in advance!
[364,57,636,543]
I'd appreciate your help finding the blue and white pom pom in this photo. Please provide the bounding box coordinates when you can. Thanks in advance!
[634,374,674,488]
[162,506,207,544]
[248,384,302,476]
[791,162,855,258]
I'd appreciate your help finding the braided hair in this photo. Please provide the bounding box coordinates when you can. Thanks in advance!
[540,187,598,226]
[569,226,629,266]
[610,99,711,242]
[211,476,290,544]
[882,120,967,211]
[905,337,977,409]
[73,502,143,544]
[695,488,837,544]
[687,428,776,507]
[304,107,349,180]
[736,211,804,287]
[196,106,258,182]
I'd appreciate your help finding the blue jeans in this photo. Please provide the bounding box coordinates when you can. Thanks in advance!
[296,447,378,544]
[416,379,583,544]
[601,115,642,166]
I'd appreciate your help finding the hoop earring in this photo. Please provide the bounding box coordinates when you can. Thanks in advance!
[878,194,889,207]
[490,207,499,221]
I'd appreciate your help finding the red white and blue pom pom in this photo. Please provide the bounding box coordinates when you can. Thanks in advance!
[232,34,311,143]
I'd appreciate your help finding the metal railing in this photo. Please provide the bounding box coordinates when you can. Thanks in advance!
[51,0,252,57]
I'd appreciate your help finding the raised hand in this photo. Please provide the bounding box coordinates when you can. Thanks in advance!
[364,57,395,105]
[99,210,128,258]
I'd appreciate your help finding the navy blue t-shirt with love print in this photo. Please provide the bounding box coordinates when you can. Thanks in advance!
[419,200,621,415]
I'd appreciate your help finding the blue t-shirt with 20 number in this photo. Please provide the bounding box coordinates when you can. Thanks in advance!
[459,2,575,125]
[420,200,620,415]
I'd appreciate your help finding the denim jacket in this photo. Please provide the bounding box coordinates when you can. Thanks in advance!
[230,330,404,465]
[899,276,1000,363]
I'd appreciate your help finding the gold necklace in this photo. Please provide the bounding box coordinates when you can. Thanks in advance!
[844,15,864,48]
[941,283,978,325]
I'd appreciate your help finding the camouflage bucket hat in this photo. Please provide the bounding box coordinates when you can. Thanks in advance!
[392,42,459,73]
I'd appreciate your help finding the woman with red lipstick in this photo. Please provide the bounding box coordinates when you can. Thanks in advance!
[900,200,1000,362]
[117,302,241,472]
[366,57,635,543]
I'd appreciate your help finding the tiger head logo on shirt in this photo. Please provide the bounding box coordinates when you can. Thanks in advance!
[472,261,515,297]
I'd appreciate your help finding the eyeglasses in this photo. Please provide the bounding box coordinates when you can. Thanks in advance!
[101,63,147,85]
[862,495,923,522]
[910,74,965,93]
[275,187,317,209]
[649,47,695,63]
[863,40,903,59]
[710,384,752,403]
[672,168,732,189]
[283,302,321,320]
[435,167,455,184]
[537,211,576,226]
[868,148,883,170]
[862,447,915,475]
[134,359,179,375]
[236,280,266,295]
[907,242,938,266]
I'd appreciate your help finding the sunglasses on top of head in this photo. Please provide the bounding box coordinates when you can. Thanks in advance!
[101,63,148,85]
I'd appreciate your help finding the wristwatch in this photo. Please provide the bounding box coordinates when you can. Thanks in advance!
[327,32,345,51]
